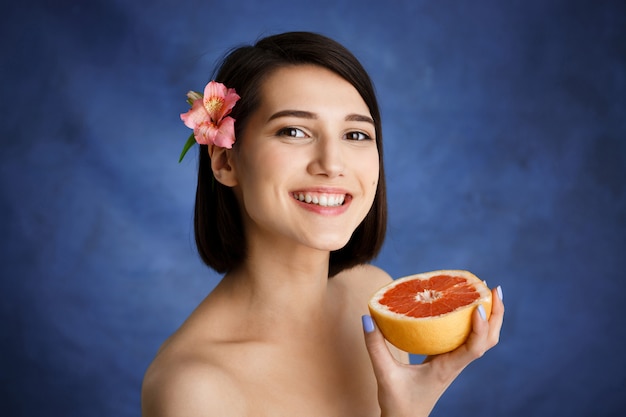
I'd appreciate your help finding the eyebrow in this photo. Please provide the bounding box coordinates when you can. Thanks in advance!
[345,113,375,125]
[268,110,375,126]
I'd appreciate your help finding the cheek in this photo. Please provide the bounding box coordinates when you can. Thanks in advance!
[234,147,288,207]
[364,153,380,189]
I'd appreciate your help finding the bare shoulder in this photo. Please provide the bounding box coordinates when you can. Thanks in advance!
[335,263,394,295]
[141,351,245,417]
[331,263,394,311]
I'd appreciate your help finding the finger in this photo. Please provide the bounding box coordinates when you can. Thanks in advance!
[463,303,491,354]
[362,315,398,381]
[486,285,505,346]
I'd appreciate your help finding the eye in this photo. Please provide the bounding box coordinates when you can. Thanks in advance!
[344,131,371,141]
[277,127,308,138]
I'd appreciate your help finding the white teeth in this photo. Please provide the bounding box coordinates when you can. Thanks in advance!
[293,193,346,207]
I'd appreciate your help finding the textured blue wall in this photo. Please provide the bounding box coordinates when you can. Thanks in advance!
[1,0,624,416]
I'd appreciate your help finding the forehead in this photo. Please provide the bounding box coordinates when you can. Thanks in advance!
[257,65,370,115]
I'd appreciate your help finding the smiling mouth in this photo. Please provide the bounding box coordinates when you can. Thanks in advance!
[292,192,347,207]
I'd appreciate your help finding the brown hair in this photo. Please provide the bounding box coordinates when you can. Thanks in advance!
[194,31,387,277]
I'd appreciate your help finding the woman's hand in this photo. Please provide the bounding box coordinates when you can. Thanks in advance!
[362,286,504,417]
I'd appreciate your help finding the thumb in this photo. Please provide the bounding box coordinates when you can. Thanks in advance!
[362,315,398,378]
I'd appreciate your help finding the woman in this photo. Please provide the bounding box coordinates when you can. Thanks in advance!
[142,31,504,417]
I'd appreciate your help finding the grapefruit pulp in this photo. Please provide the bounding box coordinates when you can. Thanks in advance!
[368,270,492,355]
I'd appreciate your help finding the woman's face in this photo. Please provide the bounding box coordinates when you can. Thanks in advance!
[230,64,380,253]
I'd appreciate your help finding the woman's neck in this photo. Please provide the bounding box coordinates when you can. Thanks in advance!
[216,242,335,340]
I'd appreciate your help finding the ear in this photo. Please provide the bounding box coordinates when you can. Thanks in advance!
[208,144,238,187]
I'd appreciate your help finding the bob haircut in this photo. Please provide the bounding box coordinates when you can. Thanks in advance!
[194,31,387,277]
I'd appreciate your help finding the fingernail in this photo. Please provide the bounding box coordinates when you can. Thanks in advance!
[496,285,503,301]
[477,304,487,321]
[362,315,375,333]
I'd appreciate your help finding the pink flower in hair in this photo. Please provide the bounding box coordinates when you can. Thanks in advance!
[179,81,240,161]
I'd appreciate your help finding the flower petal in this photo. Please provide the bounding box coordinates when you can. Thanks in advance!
[202,81,241,122]
[203,81,227,101]
[193,122,219,145]
[212,117,236,148]
[220,88,240,119]
[180,99,209,129]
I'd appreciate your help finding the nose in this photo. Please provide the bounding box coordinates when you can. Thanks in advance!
[307,135,345,178]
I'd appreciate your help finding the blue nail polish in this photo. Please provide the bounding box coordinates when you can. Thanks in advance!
[496,285,503,301]
[362,315,375,333]
[477,304,487,321]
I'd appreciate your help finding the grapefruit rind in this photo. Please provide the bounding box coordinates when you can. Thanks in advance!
[368,270,492,355]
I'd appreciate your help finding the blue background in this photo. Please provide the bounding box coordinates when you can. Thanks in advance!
[1,0,625,416]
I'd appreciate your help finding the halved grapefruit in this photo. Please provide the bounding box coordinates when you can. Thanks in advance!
[368,270,492,355]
